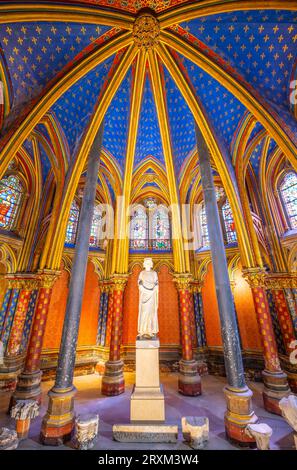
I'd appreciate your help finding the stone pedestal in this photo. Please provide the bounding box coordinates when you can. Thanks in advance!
[40,387,76,446]
[130,339,165,422]
[262,369,290,415]
[224,386,258,447]
[10,399,39,440]
[101,360,125,396]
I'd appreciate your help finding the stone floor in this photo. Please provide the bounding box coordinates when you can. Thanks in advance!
[0,372,295,450]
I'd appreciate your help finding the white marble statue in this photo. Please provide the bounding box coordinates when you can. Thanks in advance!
[138,258,159,339]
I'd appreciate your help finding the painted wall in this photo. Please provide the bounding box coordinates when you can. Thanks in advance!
[42,261,100,350]
[202,262,262,351]
[233,264,262,351]
[122,264,180,345]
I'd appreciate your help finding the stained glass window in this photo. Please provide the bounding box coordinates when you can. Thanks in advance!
[130,206,148,250]
[280,172,297,230]
[0,175,23,230]
[222,200,237,244]
[151,206,171,250]
[90,205,103,248]
[65,200,80,245]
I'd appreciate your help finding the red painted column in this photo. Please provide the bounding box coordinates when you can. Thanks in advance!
[243,269,290,415]
[12,271,59,404]
[6,287,33,357]
[269,282,297,393]
[101,275,127,396]
[175,275,201,396]
[0,276,38,392]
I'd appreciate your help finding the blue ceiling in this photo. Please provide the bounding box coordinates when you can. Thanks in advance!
[163,66,196,174]
[53,55,114,157]
[1,9,295,184]
[0,22,111,126]
[134,73,165,168]
[103,67,132,168]
[179,53,247,153]
[181,10,297,111]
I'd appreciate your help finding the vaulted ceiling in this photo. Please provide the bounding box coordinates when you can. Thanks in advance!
[0,1,296,203]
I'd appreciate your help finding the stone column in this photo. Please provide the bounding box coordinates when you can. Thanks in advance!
[196,125,257,446]
[0,287,13,334]
[96,282,109,347]
[266,275,297,393]
[0,276,38,391]
[101,275,127,396]
[243,268,290,414]
[174,274,201,396]
[192,281,207,348]
[40,123,103,446]
[284,288,297,336]
[12,271,59,405]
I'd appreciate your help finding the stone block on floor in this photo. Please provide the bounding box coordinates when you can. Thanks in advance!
[0,427,18,450]
[182,416,209,449]
[74,413,99,450]
[113,424,178,443]
[245,423,273,450]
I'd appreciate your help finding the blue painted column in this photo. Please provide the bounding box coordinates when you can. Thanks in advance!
[41,122,104,446]
[195,124,257,446]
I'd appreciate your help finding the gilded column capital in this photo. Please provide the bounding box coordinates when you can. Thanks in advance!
[191,280,203,293]
[265,273,295,290]
[37,270,60,289]
[110,274,129,292]
[5,274,40,290]
[242,267,267,288]
[174,273,193,291]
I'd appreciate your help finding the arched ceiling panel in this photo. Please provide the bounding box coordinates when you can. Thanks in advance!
[163,66,196,175]
[134,72,165,167]
[181,10,297,110]
[0,21,111,126]
[52,54,115,157]
[103,66,132,167]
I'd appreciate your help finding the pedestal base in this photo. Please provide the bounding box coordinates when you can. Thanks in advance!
[0,355,23,392]
[131,385,165,422]
[178,359,201,396]
[10,370,42,411]
[113,424,178,443]
[130,338,165,422]
[262,369,290,415]
[40,386,76,446]
[224,386,258,448]
[287,371,297,394]
[101,360,125,396]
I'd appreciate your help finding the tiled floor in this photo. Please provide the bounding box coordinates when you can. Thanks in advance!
[0,373,295,450]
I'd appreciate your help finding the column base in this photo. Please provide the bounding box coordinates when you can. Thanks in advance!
[10,370,42,411]
[262,369,290,415]
[224,386,258,448]
[287,371,297,394]
[0,356,23,392]
[101,360,125,396]
[40,386,76,446]
[178,359,201,396]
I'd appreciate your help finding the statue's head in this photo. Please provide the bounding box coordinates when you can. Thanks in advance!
[143,257,153,271]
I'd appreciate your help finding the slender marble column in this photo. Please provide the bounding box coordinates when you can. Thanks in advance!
[40,123,104,446]
[195,125,257,446]
[12,271,59,405]
[101,275,127,396]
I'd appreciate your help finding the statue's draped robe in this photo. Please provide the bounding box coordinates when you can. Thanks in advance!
[138,269,159,337]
